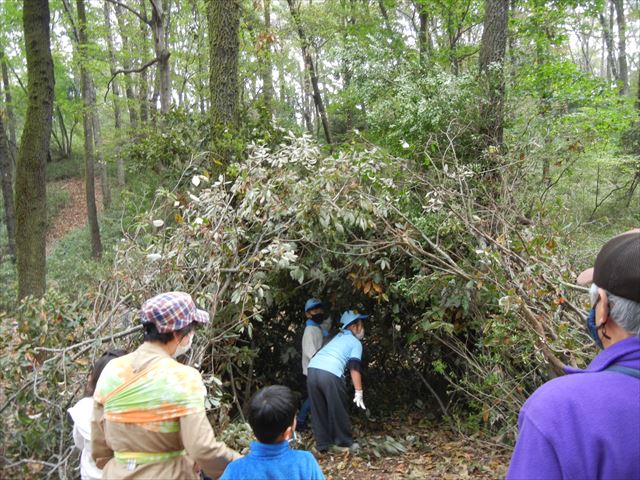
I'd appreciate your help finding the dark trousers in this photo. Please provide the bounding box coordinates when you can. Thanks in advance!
[307,367,353,451]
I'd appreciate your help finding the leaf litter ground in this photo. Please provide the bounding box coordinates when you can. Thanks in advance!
[298,412,510,479]
[46,177,103,254]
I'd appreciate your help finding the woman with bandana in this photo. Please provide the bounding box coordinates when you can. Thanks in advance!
[91,292,240,479]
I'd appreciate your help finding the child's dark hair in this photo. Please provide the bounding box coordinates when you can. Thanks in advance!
[142,321,196,344]
[85,349,127,397]
[248,385,296,444]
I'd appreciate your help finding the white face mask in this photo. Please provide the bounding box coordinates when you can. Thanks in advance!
[355,328,365,340]
[173,332,194,358]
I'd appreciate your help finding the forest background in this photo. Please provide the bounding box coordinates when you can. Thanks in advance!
[0,0,638,478]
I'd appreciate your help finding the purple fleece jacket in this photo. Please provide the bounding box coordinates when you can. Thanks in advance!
[507,336,640,480]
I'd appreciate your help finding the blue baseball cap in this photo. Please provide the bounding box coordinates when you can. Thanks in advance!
[305,298,324,312]
[340,310,368,329]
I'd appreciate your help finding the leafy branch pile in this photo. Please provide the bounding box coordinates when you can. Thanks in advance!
[1,134,596,477]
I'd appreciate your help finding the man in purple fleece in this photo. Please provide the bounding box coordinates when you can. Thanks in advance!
[507,231,640,480]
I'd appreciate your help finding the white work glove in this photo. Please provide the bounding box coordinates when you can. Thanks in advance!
[353,390,366,410]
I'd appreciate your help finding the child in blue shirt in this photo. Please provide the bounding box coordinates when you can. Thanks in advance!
[220,385,325,480]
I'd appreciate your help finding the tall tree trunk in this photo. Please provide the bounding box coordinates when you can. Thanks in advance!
[16,0,54,299]
[478,0,509,147]
[139,0,150,123]
[287,0,333,146]
[0,114,16,259]
[92,103,111,209]
[300,66,313,133]
[612,0,628,94]
[54,105,73,158]
[378,0,390,27]
[637,63,640,111]
[151,65,160,123]
[103,2,125,187]
[599,4,619,84]
[150,0,171,115]
[208,0,240,165]
[77,0,102,259]
[278,52,287,109]
[260,0,274,121]
[115,7,140,129]
[0,51,18,169]
[417,4,429,64]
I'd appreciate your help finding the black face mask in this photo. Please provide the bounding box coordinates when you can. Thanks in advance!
[311,313,326,323]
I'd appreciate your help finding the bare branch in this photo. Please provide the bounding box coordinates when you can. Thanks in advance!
[60,0,80,44]
[5,60,27,96]
[105,0,149,25]
[104,57,160,101]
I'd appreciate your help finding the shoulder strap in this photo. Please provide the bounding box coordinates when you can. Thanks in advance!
[101,361,164,404]
[605,365,640,379]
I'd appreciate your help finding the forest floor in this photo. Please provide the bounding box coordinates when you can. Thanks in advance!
[46,177,102,254]
[301,413,511,479]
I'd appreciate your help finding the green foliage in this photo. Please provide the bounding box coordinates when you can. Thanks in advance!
[0,291,94,467]
[364,65,478,157]
[46,186,70,230]
[47,214,120,296]
[46,154,84,181]
[121,109,209,175]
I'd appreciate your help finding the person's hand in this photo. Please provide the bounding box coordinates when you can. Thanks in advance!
[353,390,366,410]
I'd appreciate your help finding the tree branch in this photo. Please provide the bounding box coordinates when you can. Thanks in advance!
[104,57,160,101]
[60,0,80,44]
[105,0,149,25]
[6,61,27,96]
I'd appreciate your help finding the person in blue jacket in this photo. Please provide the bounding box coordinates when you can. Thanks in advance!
[307,310,368,453]
[220,385,324,480]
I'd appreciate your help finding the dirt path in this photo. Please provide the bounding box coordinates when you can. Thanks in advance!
[46,177,103,255]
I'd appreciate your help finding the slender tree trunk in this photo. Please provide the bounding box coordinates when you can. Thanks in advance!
[637,64,640,111]
[151,65,160,123]
[16,0,54,299]
[103,2,125,187]
[92,101,111,209]
[115,7,139,129]
[341,0,356,131]
[300,67,313,133]
[478,0,509,147]
[0,51,18,169]
[276,45,286,106]
[260,0,274,121]
[139,0,151,123]
[417,4,428,64]
[77,0,102,258]
[54,106,72,158]
[378,0,390,27]
[150,0,171,115]
[0,114,16,259]
[612,0,628,94]
[208,0,240,165]
[599,4,619,83]
[287,0,333,146]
